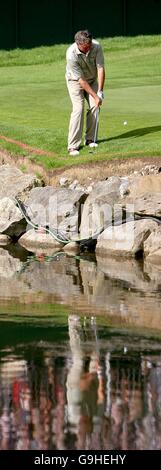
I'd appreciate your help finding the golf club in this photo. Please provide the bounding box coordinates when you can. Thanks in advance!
[89,107,99,151]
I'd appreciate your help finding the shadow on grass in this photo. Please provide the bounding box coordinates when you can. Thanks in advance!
[99,125,161,143]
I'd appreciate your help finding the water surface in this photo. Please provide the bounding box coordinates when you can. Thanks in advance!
[0,243,161,450]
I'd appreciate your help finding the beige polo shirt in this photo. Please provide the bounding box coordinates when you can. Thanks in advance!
[66,39,104,83]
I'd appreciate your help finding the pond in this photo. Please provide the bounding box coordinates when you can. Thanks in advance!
[0,243,161,450]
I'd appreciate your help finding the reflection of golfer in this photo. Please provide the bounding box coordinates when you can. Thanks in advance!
[66,30,105,156]
[66,315,105,449]
[66,315,83,428]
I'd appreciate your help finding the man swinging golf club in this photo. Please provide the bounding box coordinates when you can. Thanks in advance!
[66,30,105,156]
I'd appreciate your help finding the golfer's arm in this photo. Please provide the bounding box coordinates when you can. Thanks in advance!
[97,67,105,91]
[78,78,98,100]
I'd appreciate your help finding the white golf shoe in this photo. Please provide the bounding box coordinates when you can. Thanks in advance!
[68,149,79,156]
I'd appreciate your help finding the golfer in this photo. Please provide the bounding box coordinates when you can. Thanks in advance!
[66,30,105,156]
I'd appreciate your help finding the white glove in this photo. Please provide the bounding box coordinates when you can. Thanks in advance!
[97,90,104,100]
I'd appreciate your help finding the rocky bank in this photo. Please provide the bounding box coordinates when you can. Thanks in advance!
[0,162,161,265]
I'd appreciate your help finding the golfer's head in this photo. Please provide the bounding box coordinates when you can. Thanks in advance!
[75,30,92,53]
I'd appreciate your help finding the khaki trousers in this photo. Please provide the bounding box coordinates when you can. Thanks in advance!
[66,79,98,150]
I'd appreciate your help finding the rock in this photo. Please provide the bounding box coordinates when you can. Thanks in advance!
[132,194,161,218]
[144,258,161,281]
[0,164,41,200]
[121,176,161,219]
[119,177,130,197]
[0,197,26,237]
[80,177,122,239]
[59,177,69,187]
[18,228,63,251]
[124,174,161,200]
[69,179,79,190]
[96,219,158,257]
[0,234,11,245]
[142,164,159,175]
[63,242,80,255]
[131,164,159,176]
[0,247,23,278]
[144,226,161,261]
[74,185,85,192]
[25,186,87,239]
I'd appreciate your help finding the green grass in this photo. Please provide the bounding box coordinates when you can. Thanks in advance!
[0,35,161,169]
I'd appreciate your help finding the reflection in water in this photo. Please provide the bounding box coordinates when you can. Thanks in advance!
[66,316,104,450]
[0,317,161,450]
[0,244,161,331]
[0,245,161,449]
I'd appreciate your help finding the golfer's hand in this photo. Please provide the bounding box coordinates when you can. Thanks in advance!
[95,95,102,107]
[97,90,104,100]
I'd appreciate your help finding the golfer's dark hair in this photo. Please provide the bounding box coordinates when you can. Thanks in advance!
[74,30,92,44]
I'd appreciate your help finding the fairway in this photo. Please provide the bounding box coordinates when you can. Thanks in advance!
[0,35,161,169]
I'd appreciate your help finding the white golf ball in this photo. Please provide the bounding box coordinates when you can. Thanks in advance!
[89,142,98,148]
[123,121,127,126]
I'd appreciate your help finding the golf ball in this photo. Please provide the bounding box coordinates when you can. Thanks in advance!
[89,142,98,148]
[123,121,127,125]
